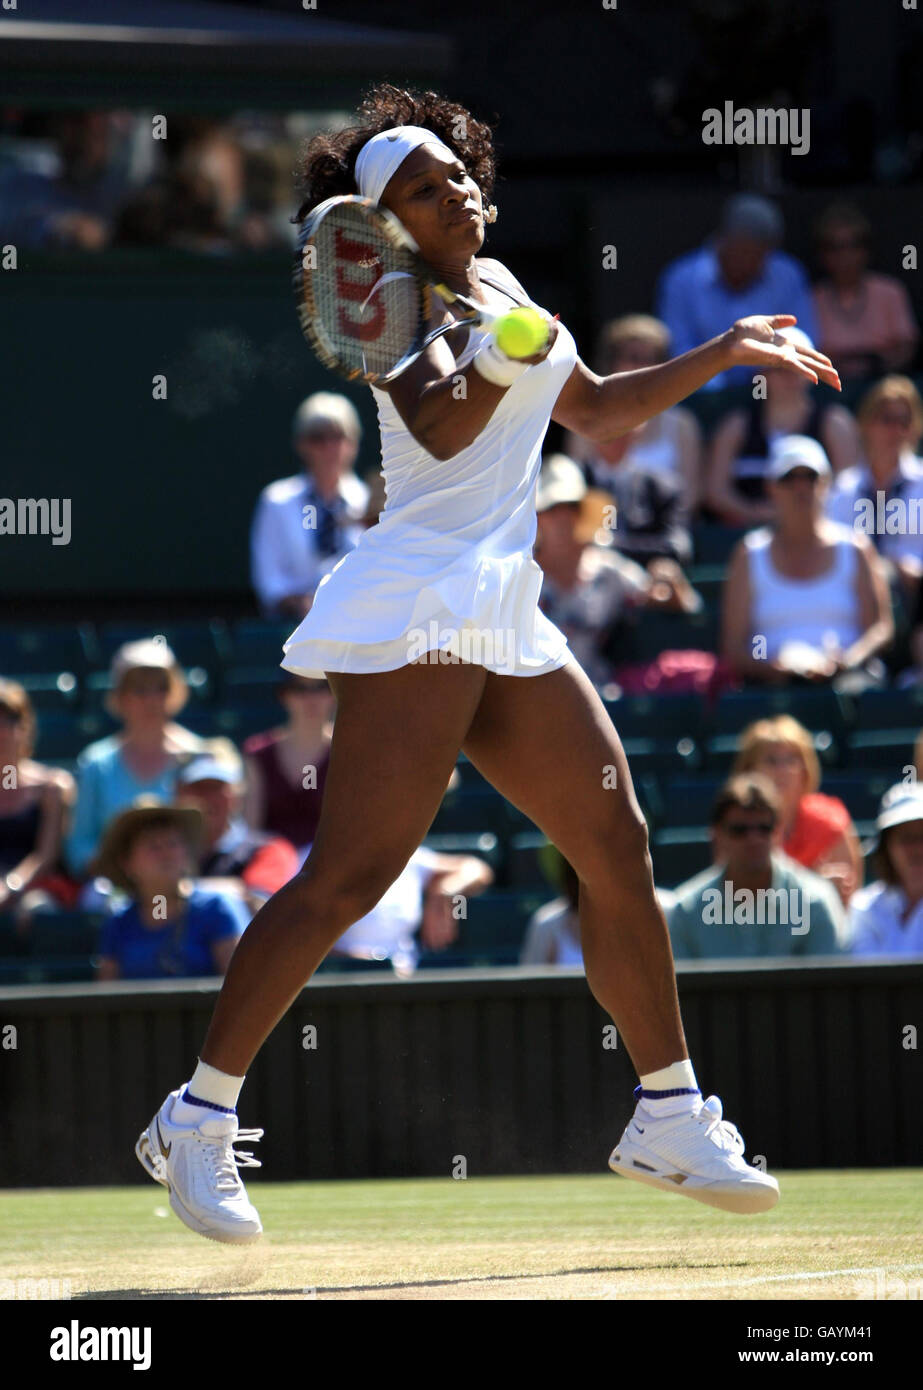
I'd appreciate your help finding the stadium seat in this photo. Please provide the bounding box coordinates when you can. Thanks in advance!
[819,772,896,824]
[837,682,923,774]
[647,776,722,829]
[506,830,553,889]
[29,910,101,959]
[604,692,706,742]
[705,688,845,770]
[624,607,720,662]
[692,522,749,565]
[94,620,229,673]
[418,889,553,968]
[225,618,298,668]
[1,671,79,710]
[430,788,512,839]
[423,831,503,875]
[31,711,100,761]
[650,826,712,889]
[0,623,94,676]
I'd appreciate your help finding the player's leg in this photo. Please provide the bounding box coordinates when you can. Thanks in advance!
[136,658,488,1241]
[461,658,682,1075]
[460,660,778,1213]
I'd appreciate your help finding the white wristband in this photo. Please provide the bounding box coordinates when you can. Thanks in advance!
[472,338,530,387]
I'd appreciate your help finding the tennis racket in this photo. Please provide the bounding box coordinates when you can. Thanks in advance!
[293,195,523,386]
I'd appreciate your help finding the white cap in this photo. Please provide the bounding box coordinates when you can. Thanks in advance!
[876,783,923,833]
[177,756,241,787]
[536,454,587,512]
[292,392,361,442]
[767,434,831,482]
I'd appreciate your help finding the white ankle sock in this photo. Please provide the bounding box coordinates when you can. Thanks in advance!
[172,1059,245,1122]
[638,1058,700,1117]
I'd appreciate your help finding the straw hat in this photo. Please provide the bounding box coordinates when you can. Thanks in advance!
[95,796,205,893]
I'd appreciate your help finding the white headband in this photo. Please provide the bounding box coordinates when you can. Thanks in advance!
[354,124,455,206]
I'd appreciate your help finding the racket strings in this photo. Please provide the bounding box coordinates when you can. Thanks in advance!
[302,204,425,380]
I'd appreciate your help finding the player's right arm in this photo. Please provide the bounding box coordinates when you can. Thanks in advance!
[382,300,558,462]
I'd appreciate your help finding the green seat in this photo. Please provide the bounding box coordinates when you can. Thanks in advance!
[225,619,298,668]
[650,826,713,890]
[692,522,749,565]
[1,670,79,710]
[507,830,552,889]
[0,623,94,676]
[430,788,512,839]
[418,889,553,968]
[423,831,502,873]
[650,776,723,829]
[29,911,101,959]
[604,693,706,741]
[94,620,228,673]
[819,772,895,823]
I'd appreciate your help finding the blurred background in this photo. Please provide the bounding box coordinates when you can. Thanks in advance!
[0,4,921,1177]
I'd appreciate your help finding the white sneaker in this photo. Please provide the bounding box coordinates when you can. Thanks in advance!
[608,1092,779,1214]
[135,1089,264,1243]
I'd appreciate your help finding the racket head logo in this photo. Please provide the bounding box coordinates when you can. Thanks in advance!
[294,196,432,384]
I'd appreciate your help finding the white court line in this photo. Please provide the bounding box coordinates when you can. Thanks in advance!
[604,1263,923,1296]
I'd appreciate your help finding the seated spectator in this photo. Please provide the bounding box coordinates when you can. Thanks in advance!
[250,393,369,620]
[813,202,919,384]
[95,799,248,981]
[721,436,893,686]
[564,314,703,524]
[705,325,859,525]
[0,679,78,929]
[65,639,205,879]
[0,111,127,250]
[520,852,583,966]
[668,774,845,959]
[825,376,923,603]
[175,746,299,916]
[243,674,334,862]
[732,715,862,905]
[327,845,494,977]
[656,194,817,393]
[849,784,923,956]
[535,455,702,688]
[571,427,694,568]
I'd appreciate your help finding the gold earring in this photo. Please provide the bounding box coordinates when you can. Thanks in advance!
[484,203,498,224]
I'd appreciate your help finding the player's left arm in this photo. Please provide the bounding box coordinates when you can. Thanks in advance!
[552,315,840,443]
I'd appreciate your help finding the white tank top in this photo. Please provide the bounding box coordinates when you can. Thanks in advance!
[368,261,577,559]
[746,526,862,659]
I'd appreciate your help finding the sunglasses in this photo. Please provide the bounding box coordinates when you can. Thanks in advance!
[776,468,820,486]
[822,237,865,252]
[723,821,775,838]
[872,412,912,429]
[122,674,170,692]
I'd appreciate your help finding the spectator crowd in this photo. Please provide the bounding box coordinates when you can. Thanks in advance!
[2,184,923,980]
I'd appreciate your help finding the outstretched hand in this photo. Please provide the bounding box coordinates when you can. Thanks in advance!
[724,314,841,390]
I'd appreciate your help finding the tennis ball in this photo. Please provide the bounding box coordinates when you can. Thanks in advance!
[494,307,549,359]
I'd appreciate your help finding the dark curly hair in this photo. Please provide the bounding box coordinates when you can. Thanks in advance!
[293,82,498,224]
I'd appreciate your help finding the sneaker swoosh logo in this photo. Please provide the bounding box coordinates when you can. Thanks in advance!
[633,1124,645,1134]
[156,1117,171,1159]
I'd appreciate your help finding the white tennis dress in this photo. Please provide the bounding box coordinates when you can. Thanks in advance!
[281,260,578,679]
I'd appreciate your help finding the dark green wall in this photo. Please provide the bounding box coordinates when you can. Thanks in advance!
[1,250,381,601]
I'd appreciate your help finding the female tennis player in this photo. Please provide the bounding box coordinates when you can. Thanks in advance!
[136,84,840,1242]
